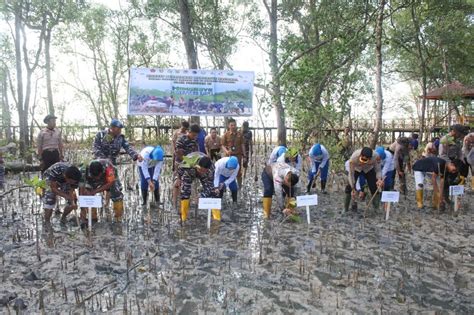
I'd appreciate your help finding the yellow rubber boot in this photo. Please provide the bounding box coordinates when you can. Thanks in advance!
[211,209,221,221]
[416,190,423,209]
[180,199,190,222]
[471,177,474,190]
[113,200,124,221]
[459,176,465,185]
[263,197,272,219]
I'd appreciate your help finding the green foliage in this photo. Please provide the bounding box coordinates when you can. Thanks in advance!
[25,176,46,189]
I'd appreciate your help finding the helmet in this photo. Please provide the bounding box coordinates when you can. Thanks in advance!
[151,146,164,161]
[311,144,322,156]
[286,147,298,158]
[276,146,287,158]
[375,146,386,160]
[225,156,239,169]
[110,119,124,128]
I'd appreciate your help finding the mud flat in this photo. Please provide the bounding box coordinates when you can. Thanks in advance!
[0,165,473,314]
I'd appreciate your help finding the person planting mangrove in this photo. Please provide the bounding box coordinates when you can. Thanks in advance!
[439,124,469,181]
[93,119,143,165]
[42,162,82,224]
[176,152,217,222]
[307,143,330,194]
[138,145,164,205]
[388,137,411,195]
[267,145,287,165]
[413,156,462,209]
[375,146,395,190]
[79,159,124,225]
[348,147,384,212]
[276,147,302,174]
[261,162,299,219]
[214,156,240,204]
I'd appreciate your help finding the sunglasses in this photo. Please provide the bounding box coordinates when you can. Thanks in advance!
[359,156,370,163]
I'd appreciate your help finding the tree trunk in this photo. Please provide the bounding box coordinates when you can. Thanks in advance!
[44,29,54,115]
[178,0,200,124]
[14,6,26,154]
[1,71,12,142]
[411,3,427,142]
[267,0,286,145]
[370,0,385,149]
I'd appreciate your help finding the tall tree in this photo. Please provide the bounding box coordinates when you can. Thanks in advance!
[371,0,386,148]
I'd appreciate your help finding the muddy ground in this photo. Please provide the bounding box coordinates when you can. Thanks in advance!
[0,157,473,314]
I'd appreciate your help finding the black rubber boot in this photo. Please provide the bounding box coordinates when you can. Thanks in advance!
[306,181,312,193]
[153,189,160,203]
[141,190,148,206]
[321,180,327,194]
[231,190,238,203]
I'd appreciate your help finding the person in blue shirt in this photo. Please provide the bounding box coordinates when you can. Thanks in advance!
[307,143,330,193]
[138,146,164,205]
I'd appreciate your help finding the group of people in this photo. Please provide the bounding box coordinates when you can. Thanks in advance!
[36,113,473,228]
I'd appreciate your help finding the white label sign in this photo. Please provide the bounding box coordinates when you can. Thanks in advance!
[297,195,318,207]
[78,195,103,208]
[449,185,464,196]
[198,198,222,209]
[381,191,400,203]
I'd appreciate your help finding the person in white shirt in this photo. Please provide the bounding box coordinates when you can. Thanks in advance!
[261,162,299,219]
[375,146,395,190]
[267,145,287,165]
[214,156,240,203]
[307,143,330,193]
[276,147,302,174]
[138,146,164,205]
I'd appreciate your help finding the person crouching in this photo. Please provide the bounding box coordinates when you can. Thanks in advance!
[261,162,299,219]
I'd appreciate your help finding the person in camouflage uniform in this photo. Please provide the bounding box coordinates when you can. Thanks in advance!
[93,119,142,165]
[176,152,217,222]
[79,159,124,225]
[42,162,82,224]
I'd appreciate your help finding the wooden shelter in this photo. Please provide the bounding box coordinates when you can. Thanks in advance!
[422,81,474,126]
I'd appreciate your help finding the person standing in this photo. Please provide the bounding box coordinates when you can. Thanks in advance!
[241,121,253,175]
[222,118,246,186]
[389,137,411,195]
[205,128,222,161]
[93,119,142,165]
[37,114,64,174]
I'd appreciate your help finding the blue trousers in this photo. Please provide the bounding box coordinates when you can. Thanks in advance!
[308,161,330,182]
[384,170,395,190]
[219,175,238,192]
[139,167,159,193]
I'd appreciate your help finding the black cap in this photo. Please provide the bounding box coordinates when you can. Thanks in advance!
[43,114,57,124]
[361,147,373,158]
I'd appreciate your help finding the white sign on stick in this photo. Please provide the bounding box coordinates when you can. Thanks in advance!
[449,185,464,196]
[78,195,102,208]
[297,195,318,207]
[381,191,400,203]
[198,198,222,210]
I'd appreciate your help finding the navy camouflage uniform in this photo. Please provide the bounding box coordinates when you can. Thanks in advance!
[79,159,123,202]
[43,162,77,209]
[178,152,216,200]
[93,129,139,165]
[175,134,198,163]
